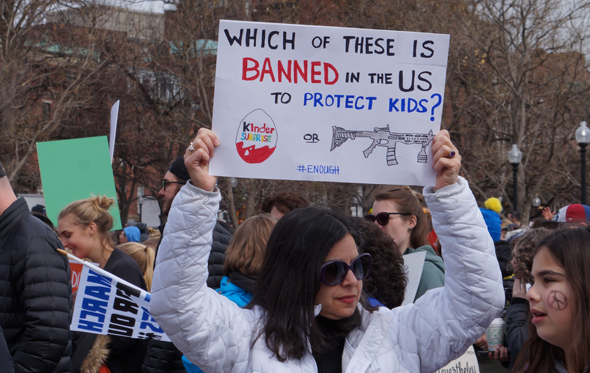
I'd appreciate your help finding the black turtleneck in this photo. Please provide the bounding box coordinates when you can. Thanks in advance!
[312,316,348,373]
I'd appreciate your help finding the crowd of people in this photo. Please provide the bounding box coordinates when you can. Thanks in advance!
[0,128,589,372]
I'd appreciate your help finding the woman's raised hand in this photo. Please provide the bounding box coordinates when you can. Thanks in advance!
[184,128,220,192]
[431,130,461,191]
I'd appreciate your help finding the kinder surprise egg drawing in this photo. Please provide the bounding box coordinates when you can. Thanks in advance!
[235,109,278,164]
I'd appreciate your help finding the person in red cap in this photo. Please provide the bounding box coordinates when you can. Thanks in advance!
[554,204,590,224]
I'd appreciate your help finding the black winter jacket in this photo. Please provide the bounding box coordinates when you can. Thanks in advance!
[142,339,186,373]
[0,326,15,373]
[208,221,233,289]
[505,297,529,372]
[0,198,72,373]
[145,221,233,373]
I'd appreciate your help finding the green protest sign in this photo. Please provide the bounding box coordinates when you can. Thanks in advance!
[37,136,122,230]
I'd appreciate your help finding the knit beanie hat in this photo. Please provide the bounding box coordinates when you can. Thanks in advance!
[484,197,502,214]
[123,226,141,243]
[168,157,191,182]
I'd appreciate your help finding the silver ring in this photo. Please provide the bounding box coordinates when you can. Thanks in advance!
[188,142,195,152]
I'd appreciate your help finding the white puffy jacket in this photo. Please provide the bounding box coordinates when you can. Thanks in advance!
[150,177,504,373]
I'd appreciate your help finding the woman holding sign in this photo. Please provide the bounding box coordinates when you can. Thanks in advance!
[150,129,504,372]
[58,197,148,373]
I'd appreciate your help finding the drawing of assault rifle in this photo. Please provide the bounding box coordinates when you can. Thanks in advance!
[330,125,434,166]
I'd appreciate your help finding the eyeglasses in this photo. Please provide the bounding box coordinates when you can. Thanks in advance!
[319,253,372,286]
[162,180,185,191]
[364,212,411,226]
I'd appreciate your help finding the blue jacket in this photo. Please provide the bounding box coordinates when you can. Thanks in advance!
[479,208,501,242]
[217,276,253,308]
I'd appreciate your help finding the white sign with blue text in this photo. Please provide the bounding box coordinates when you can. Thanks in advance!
[209,20,449,186]
[70,258,170,342]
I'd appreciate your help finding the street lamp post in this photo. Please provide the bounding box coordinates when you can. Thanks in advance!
[575,121,590,205]
[137,185,145,223]
[508,144,523,215]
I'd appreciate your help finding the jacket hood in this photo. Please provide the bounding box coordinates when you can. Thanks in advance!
[407,245,445,273]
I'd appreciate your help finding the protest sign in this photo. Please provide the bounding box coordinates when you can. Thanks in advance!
[210,20,450,186]
[401,251,426,306]
[70,260,85,294]
[67,253,170,342]
[436,346,480,373]
[109,100,120,163]
[37,136,122,229]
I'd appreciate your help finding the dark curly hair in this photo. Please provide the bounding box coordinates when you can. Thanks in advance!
[350,217,407,308]
[510,228,551,283]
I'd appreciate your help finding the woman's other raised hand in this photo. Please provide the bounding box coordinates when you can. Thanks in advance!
[431,130,461,191]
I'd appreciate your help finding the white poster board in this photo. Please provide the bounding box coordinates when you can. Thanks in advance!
[210,20,450,186]
[69,255,170,342]
[401,251,426,306]
[109,100,120,163]
[435,346,480,373]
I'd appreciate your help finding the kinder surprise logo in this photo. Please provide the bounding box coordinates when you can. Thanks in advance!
[235,109,278,164]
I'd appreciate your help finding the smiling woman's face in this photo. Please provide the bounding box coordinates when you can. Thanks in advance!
[314,234,362,320]
[58,214,99,261]
[58,215,104,263]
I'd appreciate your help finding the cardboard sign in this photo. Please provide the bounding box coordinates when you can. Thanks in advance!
[210,20,450,186]
[436,346,480,373]
[37,136,122,229]
[69,255,170,342]
[401,251,426,306]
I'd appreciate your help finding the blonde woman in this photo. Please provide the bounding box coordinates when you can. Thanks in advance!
[117,242,155,292]
[58,196,147,373]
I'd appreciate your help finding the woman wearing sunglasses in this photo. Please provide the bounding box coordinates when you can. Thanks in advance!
[367,186,445,301]
[150,129,504,372]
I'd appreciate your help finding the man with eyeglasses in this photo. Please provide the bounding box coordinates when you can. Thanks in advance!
[145,157,233,373]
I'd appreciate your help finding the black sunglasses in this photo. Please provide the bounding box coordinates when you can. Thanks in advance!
[364,212,411,226]
[320,253,372,286]
[162,180,186,191]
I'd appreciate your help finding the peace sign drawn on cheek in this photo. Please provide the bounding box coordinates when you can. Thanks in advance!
[548,290,568,311]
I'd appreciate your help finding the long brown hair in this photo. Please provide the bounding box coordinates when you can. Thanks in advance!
[59,196,116,260]
[373,186,430,249]
[224,213,276,276]
[513,227,590,373]
[117,242,155,291]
